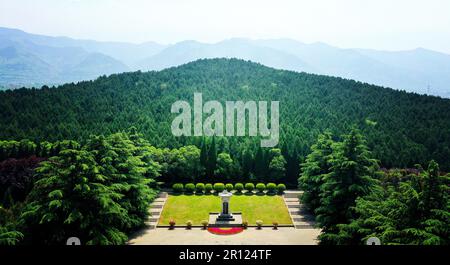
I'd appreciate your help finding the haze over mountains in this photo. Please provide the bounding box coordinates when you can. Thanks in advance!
[1,27,449,97]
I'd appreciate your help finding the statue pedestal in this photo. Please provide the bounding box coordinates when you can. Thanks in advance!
[208,212,242,227]
[208,190,242,227]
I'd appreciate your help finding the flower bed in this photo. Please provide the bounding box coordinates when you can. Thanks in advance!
[207,227,244,235]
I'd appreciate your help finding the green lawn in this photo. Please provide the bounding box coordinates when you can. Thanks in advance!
[158,194,292,225]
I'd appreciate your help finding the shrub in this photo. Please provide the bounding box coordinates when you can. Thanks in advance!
[172,183,184,193]
[277,184,286,193]
[266,183,277,194]
[195,183,205,194]
[256,183,266,193]
[242,220,248,229]
[186,220,193,229]
[245,183,255,193]
[272,221,279,229]
[169,219,176,229]
[201,220,208,229]
[184,183,195,193]
[205,183,213,194]
[256,220,263,229]
[235,183,244,193]
[213,183,225,192]
[225,183,234,192]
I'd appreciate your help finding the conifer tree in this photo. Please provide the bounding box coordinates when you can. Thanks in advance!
[317,128,378,244]
[299,131,335,212]
[20,148,128,244]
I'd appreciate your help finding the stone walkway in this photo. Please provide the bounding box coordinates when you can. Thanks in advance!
[145,191,168,229]
[283,190,316,229]
[128,227,320,245]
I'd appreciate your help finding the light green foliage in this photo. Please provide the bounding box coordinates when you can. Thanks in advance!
[159,195,292,225]
[213,183,225,192]
[245,183,255,192]
[256,183,266,193]
[234,183,244,192]
[276,184,286,193]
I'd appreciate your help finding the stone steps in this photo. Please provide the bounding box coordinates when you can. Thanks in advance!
[146,192,168,229]
[282,190,316,230]
[283,190,303,199]
[150,203,164,209]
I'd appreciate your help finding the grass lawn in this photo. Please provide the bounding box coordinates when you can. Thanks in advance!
[158,194,292,225]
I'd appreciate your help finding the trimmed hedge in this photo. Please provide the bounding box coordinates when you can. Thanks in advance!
[266,183,277,193]
[205,183,213,193]
[195,183,205,193]
[185,183,195,193]
[170,183,287,194]
[277,183,286,193]
[172,183,184,193]
[235,183,244,192]
[245,183,255,192]
[256,183,266,193]
[213,183,225,192]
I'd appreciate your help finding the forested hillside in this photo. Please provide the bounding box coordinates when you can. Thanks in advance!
[1,58,450,173]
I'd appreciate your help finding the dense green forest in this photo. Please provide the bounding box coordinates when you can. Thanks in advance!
[0,59,449,245]
[300,129,449,245]
[1,58,450,174]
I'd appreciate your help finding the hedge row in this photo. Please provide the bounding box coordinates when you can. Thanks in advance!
[172,183,286,193]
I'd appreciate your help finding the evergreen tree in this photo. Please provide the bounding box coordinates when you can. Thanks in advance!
[317,128,378,244]
[206,138,217,179]
[20,148,128,244]
[299,131,335,212]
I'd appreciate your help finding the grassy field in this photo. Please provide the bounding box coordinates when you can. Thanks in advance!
[158,194,292,225]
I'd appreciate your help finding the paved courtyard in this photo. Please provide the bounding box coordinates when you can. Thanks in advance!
[128,227,320,245]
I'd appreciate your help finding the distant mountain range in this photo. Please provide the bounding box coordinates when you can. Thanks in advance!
[1,27,449,97]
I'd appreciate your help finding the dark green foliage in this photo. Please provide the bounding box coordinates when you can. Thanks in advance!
[316,128,378,244]
[213,183,225,192]
[268,149,286,182]
[332,161,449,245]
[299,131,335,212]
[172,183,184,193]
[18,132,160,245]
[0,205,24,245]
[206,138,217,178]
[1,59,450,173]
[20,148,129,244]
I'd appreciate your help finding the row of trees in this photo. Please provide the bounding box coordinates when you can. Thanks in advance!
[0,131,160,245]
[299,128,449,245]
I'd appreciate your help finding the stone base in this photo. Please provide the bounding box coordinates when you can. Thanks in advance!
[209,212,243,227]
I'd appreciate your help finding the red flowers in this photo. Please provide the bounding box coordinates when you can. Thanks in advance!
[207,227,243,235]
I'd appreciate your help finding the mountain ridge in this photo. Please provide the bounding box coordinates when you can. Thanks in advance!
[1,27,449,97]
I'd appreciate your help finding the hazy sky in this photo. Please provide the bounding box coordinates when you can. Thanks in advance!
[1,0,450,53]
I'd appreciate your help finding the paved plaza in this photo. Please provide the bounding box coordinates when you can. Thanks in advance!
[128,227,320,245]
